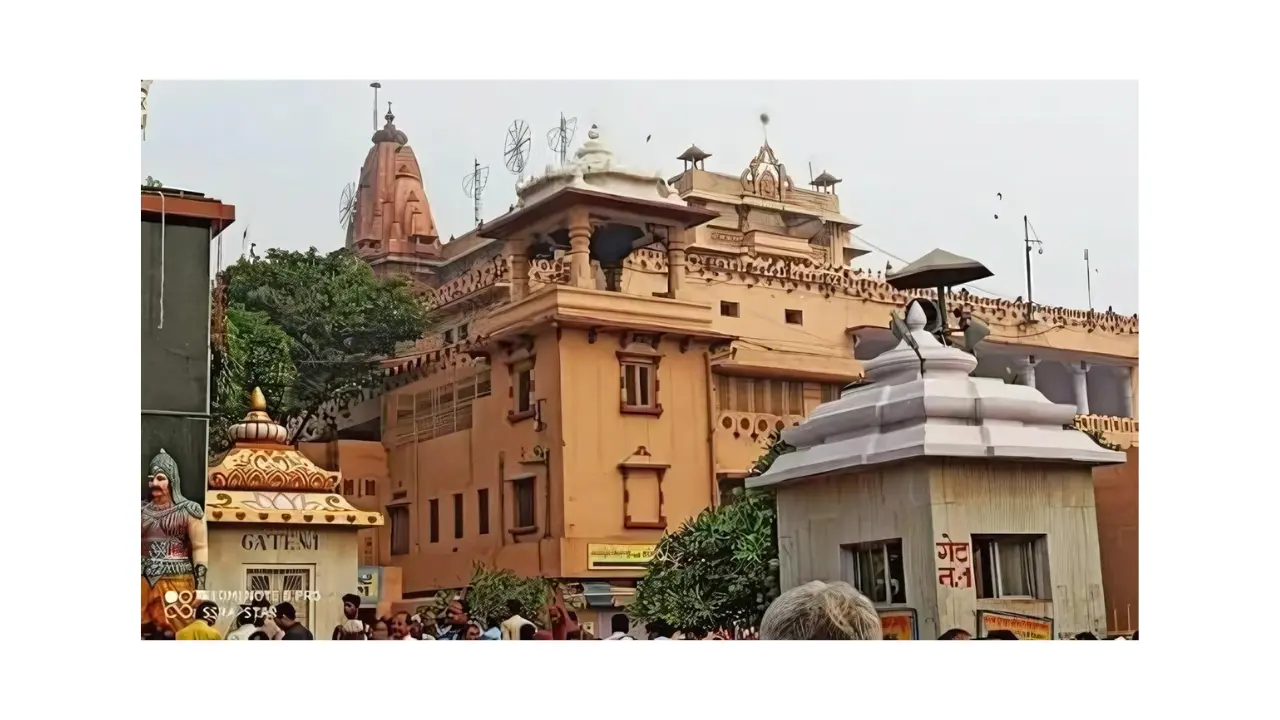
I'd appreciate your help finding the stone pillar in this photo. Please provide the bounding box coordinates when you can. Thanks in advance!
[505,239,530,302]
[1068,361,1090,416]
[566,207,593,289]
[1130,366,1139,420]
[667,225,688,298]
[1013,355,1039,389]
[1121,366,1135,418]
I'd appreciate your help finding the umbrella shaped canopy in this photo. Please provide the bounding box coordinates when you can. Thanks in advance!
[886,248,993,290]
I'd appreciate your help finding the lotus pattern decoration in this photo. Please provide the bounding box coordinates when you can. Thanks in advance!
[241,492,325,511]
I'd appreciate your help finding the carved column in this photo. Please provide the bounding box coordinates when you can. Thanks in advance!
[566,207,593,289]
[667,225,688,298]
[1013,355,1039,389]
[505,238,530,302]
[1121,366,1135,418]
[1067,361,1090,416]
[1130,366,1139,420]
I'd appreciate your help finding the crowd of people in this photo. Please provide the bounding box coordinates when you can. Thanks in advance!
[156,582,1137,641]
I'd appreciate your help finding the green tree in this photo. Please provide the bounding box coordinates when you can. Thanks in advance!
[630,430,794,633]
[465,564,553,628]
[211,247,428,446]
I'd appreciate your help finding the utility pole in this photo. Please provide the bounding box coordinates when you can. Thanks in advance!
[1023,215,1043,322]
[370,82,381,130]
[1084,248,1094,310]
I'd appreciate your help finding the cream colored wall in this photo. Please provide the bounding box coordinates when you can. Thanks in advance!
[773,459,1107,640]
[206,524,359,638]
[555,329,716,576]
[381,335,560,593]
[772,463,941,638]
[929,460,1107,638]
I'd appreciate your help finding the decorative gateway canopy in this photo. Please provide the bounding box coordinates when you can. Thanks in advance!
[206,389,383,528]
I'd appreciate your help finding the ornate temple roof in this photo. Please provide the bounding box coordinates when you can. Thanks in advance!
[810,170,841,187]
[205,389,383,527]
[515,124,687,208]
[371,105,409,146]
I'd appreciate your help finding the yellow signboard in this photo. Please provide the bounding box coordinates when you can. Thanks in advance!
[587,544,656,570]
[978,611,1054,640]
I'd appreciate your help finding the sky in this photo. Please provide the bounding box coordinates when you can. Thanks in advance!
[141,81,1137,313]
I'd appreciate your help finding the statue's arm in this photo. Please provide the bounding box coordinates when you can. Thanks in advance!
[189,516,209,591]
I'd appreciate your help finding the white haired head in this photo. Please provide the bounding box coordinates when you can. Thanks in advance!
[759,581,883,640]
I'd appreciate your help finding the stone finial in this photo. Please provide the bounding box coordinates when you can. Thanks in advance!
[588,124,600,140]
[905,301,927,331]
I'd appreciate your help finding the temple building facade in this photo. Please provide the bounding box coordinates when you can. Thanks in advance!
[310,112,1138,634]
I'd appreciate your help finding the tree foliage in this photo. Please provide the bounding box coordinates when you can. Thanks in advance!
[465,564,552,628]
[630,430,795,633]
[211,247,428,447]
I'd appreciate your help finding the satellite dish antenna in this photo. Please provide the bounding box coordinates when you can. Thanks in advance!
[546,112,578,166]
[504,120,532,181]
[462,159,490,227]
[338,182,357,231]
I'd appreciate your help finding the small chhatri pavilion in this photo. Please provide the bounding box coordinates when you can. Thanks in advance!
[205,388,382,635]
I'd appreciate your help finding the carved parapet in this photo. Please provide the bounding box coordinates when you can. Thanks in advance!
[626,248,669,272]
[528,257,571,286]
[428,254,509,310]
[684,250,1139,333]
[380,336,492,389]
[718,411,806,440]
[1074,414,1139,449]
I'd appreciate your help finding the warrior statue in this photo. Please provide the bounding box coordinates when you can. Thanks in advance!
[141,449,208,634]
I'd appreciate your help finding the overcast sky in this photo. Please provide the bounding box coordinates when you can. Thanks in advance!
[141,81,1136,313]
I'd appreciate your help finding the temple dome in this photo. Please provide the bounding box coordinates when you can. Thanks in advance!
[515,124,685,208]
[371,106,408,146]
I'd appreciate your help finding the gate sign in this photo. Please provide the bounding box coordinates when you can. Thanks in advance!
[356,566,381,604]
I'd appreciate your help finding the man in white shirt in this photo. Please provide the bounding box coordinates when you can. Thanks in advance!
[500,599,533,640]
[603,614,635,640]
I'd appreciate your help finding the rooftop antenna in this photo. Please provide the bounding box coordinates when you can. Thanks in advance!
[760,112,770,145]
[503,119,532,183]
[462,158,490,227]
[369,82,381,131]
[546,113,578,166]
[338,182,357,235]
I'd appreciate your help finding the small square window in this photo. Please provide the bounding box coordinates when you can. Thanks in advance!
[458,323,469,341]
[516,368,533,413]
[621,362,658,410]
[443,329,454,344]
[389,506,410,556]
[785,309,804,325]
[842,539,907,605]
[720,301,740,317]
[974,534,1050,600]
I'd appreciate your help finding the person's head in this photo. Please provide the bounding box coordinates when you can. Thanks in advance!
[611,614,630,636]
[274,602,298,629]
[390,612,410,638]
[1075,631,1098,640]
[985,629,1018,640]
[146,450,181,506]
[519,622,537,641]
[647,619,675,640]
[759,581,882,640]
[939,628,972,640]
[250,598,271,627]
[506,599,523,617]
[371,619,390,640]
[463,622,484,640]
[235,605,255,628]
[248,630,270,640]
[342,593,361,620]
[195,601,219,626]
[447,599,469,628]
